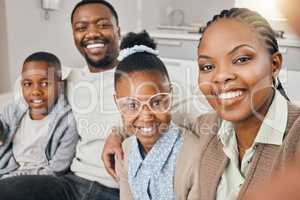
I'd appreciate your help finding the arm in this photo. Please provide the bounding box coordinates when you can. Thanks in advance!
[0,101,20,146]
[40,115,79,175]
[102,127,127,180]
[115,149,134,200]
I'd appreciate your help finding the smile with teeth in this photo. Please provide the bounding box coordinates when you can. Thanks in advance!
[31,99,45,104]
[86,43,105,49]
[218,90,243,100]
[136,124,159,135]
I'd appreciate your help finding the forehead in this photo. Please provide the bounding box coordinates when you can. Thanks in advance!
[72,3,115,24]
[199,19,265,54]
[117,71,169,96]
[22,61,52,79]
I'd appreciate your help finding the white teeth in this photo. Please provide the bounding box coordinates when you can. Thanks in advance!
[32,100,43,104]
[140,127,153,133]
[86,43,104,49]
[218,91,242,100]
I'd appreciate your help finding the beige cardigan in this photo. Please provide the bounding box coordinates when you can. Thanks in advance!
[115,125,202,200]
[190,103,300,200]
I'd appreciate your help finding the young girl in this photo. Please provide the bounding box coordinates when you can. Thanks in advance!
[114,31,201,200]
[195,8,300,200]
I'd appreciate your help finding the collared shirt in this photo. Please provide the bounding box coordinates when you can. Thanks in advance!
[216,92,288,200]
[128,123,183,200]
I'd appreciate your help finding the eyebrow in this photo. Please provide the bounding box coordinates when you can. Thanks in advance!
[228,44,256,55]
[74,18,111,25]
[198,54,212,60]
[198,44,256,60]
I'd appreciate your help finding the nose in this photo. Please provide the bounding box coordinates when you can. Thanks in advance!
[85,25,102,39]
[212,65,237,85]
[138,104,155,120]
[31,85,43,96]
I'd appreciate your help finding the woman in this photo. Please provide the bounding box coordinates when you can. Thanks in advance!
[195,8,300,200]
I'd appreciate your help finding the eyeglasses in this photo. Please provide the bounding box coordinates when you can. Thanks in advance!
[115,93,172,116]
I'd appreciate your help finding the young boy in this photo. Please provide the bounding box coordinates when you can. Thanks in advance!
[0,51,78,178]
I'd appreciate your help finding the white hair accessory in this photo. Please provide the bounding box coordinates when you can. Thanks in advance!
[117,45,159,61]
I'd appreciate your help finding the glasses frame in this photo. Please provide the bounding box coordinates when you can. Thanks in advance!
[114,91,173,116]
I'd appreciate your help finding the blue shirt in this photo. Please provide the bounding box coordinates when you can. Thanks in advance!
[128,123,183,200]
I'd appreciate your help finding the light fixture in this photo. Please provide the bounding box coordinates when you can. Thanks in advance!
[41,0,61,20]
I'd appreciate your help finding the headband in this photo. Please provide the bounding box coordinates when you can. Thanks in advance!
[117,45,159,61]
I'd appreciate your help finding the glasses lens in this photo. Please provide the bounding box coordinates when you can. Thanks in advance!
[117,97,141,115]
[149,93,171,113]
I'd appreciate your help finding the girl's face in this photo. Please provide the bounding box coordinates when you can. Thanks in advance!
[115,70,172,150]
[197,19,282,123]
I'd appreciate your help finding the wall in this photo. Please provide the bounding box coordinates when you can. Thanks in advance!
[166,0,235,26]
[0,0,10,93]
[2,0,161,92]
[1,0,234,93]
[4,0,82,92]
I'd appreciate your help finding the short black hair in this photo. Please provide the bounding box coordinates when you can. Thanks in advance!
[71,0,119,25]
[114,30,170,90]
[23,51,62,80]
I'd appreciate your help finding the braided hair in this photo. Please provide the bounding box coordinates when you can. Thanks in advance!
[199,8,289,101]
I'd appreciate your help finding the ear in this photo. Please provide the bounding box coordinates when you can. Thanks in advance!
[117,26,121,38]
[271,52,283,79]
[113,94,119,108]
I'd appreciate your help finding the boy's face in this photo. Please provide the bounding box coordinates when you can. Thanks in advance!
[21,61,60,119]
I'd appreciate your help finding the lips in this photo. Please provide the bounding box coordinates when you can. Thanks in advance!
[210,86,247,107]
[82,39,107,55]
[30,99,46,106]
[218,90,243,100]
[134,123,160,137]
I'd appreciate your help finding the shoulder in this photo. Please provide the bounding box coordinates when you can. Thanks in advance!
[286,103,300,135]
[63,67,85,82]
[122,136,136,158]
[284,103,300,143]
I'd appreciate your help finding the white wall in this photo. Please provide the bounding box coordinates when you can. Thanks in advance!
[0,0,10,93]
[1,0,234,93]
[2,0,158,92]
[169,0,235,26]
[4,0,82,92]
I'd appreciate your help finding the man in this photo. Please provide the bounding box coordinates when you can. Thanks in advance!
[0,1,121,199]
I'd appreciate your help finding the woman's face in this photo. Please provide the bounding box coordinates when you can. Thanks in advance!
[197,19,282,123]
[115,70,172,150]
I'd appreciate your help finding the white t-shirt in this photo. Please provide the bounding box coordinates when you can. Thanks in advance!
[66,66,121,188]
[13,111,50,170]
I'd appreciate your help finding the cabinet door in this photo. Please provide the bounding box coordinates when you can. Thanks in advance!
[161,58,212,119]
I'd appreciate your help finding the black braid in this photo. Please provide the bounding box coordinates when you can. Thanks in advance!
[199,7,289,101]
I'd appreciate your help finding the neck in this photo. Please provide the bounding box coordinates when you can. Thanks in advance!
[88,62,117,73]
[233,91,275,160]
[142,143,154,154]
[30,112,47,120]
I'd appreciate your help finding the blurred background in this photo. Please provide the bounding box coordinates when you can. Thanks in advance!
[0,0,299,110]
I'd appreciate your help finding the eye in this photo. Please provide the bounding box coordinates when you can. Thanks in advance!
[97,21,113,29]
[151,99,161,108]
[233,56,251,64]
[199,64,214,72]
[23,82,32,87]
[127,101,139,110]
[40,81,48,87]
[74,24,87,32]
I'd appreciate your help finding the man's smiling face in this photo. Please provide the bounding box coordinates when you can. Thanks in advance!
[72,3,120,70]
